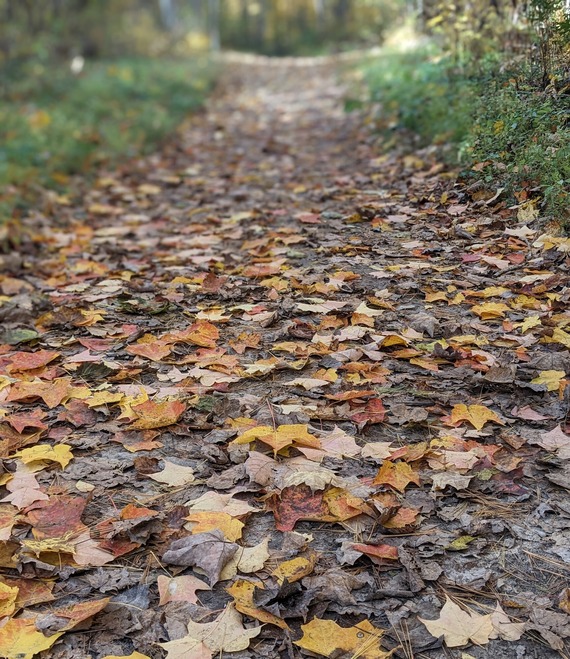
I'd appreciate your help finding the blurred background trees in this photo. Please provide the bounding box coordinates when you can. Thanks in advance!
[0,0,404,63]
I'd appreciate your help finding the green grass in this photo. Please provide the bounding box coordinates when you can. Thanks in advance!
[0,56,214,217]
[359,44,570,225]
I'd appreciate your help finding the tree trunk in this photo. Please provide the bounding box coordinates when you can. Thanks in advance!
[159,0,177,31]
[208,0,220,50]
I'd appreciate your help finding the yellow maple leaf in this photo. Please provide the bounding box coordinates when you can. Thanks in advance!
[531,370,567,392]
[546,327,570,348]
[227,579,289,629]
[232,424,321,455]
[16,444,73,469]
[185,512,244,541]
[449,404,504,431]
[0,618,63,659]
[420,596,493,647]
[295,618,390,658]
[373,461,421,492]
[0,581,18,617]
[518,316,542,333]
[86,391,125,408]
[470,302,510,320]
[272,556,316,584]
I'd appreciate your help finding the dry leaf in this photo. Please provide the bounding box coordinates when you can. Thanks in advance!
[159,603,260,657]
[448,404,504,431]
[148,461,195,487]
[185,511,244,541]
[0,618,62,659]
[130,399,186,430]
[157,574,210,605]
[373,461,420,492]
[295,618,390,658]
[162,531,238,585]
[419,596,494,647]
[227,579,289,629]
[232,423,321,454]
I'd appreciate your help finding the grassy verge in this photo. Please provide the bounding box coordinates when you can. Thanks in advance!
[0,56,214,219]
[359,41,570,225]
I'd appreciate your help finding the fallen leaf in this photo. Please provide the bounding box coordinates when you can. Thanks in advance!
[351,543,399,561]
[273,555,316,584]
[129,399,186,430]
[448,404,504,431]
[0,618,62,659]
[419,596,494,647]
[148,461,195,487]
[227,579,289,629]
[219,539,270,580]
[162,531,238,585]
[295,618,390,658]
[0,582,18,617]
[102,653,152,659]
[159,603,260,656]
[15,444,73,469]
[157,574,210,605]
[232,424,321,454]
[373,461,420,492]
[531,370,566,392]
[185,511,244,541]
[490,603,525,641]
[7,350,60,372]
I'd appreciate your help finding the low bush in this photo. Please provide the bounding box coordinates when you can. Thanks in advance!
[360,43,570,224]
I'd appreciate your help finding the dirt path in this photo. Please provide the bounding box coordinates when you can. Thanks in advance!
[1,61,569,659]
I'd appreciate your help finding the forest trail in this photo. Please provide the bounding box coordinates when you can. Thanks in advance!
[1,61,569,659]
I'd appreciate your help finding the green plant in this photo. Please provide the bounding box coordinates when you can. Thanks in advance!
[0,56,214,217]
[361,42,570,224]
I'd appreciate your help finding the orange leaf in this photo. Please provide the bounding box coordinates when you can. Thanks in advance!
[185,512,244,541]
[448,404,504,431]
[7,350,59,372]
[352,543,399,561]
[232,424,320,455]
[373,461,420,492]
[130,399,186,430]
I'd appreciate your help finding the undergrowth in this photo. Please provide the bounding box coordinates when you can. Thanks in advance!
[0,57,214,219]
[359,44,570,226]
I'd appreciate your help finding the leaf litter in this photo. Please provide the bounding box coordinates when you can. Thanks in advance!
[0,58,569,658]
